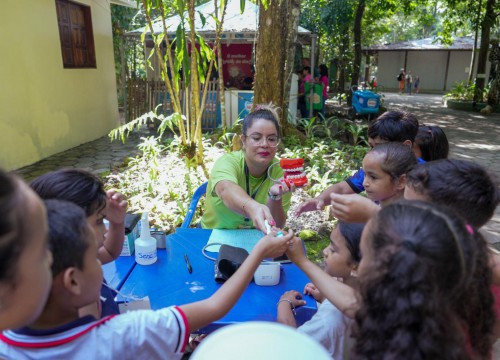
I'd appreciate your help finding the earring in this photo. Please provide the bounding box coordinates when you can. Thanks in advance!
[350,269,358,278]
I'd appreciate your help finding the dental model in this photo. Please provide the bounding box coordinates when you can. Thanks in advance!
[268,158,308,188]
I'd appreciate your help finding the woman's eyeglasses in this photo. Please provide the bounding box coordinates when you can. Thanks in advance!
[244,134,281,147]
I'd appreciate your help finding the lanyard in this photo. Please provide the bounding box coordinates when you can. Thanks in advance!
[243,163,268,222]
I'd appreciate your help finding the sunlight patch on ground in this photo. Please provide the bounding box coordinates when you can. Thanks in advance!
[454,143,500,151]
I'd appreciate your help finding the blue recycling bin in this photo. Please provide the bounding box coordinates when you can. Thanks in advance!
[352,89,380,115]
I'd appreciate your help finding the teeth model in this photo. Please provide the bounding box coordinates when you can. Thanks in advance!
[279,158,308,187]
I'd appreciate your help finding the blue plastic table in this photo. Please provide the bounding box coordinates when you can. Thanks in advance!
[102,255,137,290]
[118,228,317,333]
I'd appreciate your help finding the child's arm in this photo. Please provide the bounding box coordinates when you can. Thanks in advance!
[179,230,294,331]
[277,290,306,328]
[296,181,354,215]
[99,190,127,264]
[286,237,358,318]
[330,193,380,223]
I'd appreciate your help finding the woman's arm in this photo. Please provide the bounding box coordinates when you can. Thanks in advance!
[215,180,272,232]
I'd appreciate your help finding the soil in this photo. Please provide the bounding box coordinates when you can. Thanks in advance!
[286,188,333,238]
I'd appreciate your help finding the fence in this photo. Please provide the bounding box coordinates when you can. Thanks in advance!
[126,79,220,130]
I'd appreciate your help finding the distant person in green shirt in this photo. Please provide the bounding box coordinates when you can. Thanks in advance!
[201,105,293,232]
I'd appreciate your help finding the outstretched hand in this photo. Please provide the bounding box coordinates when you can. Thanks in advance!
[279,290,306,309]
[286,236,308,266]
[330,193,379,223]
[296,197,325,216]
[254,229,294,259]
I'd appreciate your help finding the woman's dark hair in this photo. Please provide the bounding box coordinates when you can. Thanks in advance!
[319,64,328,77]
[368,110,419,143]
[369,142,417,180]
[0,170,28,285]
[241,104,281,137]
[352,200,494,359]
[415,125,449,161]
[45,200,91,277]
[338,222,364,262]
[30,168,106,217]
[407,159,500,227]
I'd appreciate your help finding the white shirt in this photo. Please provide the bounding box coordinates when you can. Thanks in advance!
[0,306,188,360]
[297,299,352,359]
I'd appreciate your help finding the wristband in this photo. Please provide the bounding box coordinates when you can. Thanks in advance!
[277,299,296,315]
[268,191,282,201]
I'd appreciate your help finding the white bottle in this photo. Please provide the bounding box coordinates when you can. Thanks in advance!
[135,212,157,265]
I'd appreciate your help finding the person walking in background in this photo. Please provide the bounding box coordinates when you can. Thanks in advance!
[414,75,420,94]
[319,64,329,116]
[405,71,413,95]
[398,68,405,93]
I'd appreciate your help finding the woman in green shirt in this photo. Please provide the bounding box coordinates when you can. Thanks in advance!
[201,105,293,232]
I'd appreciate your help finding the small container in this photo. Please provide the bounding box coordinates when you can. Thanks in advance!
[254,262,280,286]
[151,230,166,249]
[135,212,157,265]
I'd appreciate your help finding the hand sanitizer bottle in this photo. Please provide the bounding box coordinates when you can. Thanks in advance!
[135,212,157,265]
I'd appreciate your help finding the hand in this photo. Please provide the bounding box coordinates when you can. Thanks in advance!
[254,229,294,259]
[295,197,325,216]
[247,201,274,233]
[304,283,324,303]
[286,236,307,266]
[330,193,379,223]
[105,190,128,225]
[279,290,306,309]
[269,179,295,196]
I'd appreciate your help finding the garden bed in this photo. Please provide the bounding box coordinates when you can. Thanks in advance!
[444,99,500,112]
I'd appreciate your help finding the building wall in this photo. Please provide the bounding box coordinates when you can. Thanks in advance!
[0,0,119,171]
[375,50,488,93]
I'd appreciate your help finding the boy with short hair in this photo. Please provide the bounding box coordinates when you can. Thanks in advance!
[0,200,293,359]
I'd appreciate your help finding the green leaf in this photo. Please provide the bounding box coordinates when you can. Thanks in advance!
[198,11,206,27]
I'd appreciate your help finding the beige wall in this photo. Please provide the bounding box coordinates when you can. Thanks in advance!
[375,50,489,93]
[0,0,119,170]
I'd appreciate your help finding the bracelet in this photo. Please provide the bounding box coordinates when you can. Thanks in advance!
[268,191,282,201]
[277,299,296,315]
[242,198,252,216]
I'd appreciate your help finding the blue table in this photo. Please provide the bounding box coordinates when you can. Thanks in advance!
[118,228,317,333]
[102,255,137,290]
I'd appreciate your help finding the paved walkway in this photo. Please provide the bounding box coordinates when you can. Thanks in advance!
[15,93,500,243]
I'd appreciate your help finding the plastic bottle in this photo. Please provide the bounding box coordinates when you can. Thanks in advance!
[135,212,157,265]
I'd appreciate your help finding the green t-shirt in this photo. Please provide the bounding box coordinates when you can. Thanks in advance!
[201,150,291,229]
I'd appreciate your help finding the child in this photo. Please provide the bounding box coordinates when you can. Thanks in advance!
[0,170,53,331]
[362,142,417,207]
[405,159,500,347]
[286,201,495,358]
[0,200,293,359]
[297,110,420,220]
[413,125,449,161]
[414,75,420,93]
[354,201,494,358]
[31,169,127,317]
[277,222,364,358]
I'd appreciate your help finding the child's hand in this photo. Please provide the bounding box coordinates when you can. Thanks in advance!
[304,282,324,303]
[286,236,307,265]
[105,190,128,225]
[279,290,306,309]
[254,229,294,259]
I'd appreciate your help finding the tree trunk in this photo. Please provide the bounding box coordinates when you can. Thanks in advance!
[468,0,483,85]
[351,0,365,89]
[474,0,495,103]
[254,1,288,124]
[282,0,301,132]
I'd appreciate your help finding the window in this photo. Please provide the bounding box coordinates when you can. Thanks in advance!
[55,0,96,68]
